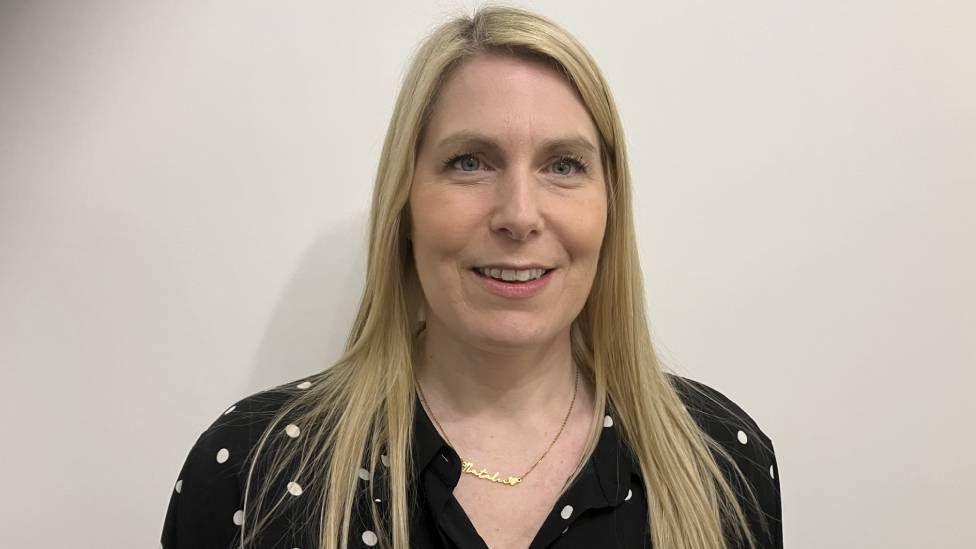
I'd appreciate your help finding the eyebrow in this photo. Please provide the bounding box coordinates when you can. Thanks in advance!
[435,130,598,156]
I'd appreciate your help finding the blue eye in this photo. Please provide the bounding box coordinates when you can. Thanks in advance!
[551,154,589,176]
[441,153,590,176]
[442,152,482,172]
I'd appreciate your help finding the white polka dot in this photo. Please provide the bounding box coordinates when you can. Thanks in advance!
[770,464,775,479]
[296,381,312,389]
[625,488,632,501]
[737,430,748,444]
[357,467,371,481]
[381,454,389,467]
[361,530,378,546]
[232,509,244,526]
[287,481,303,496]
[560,505,573,519]
[224,404,236,415]
[561,527,568,534]
[603,415,614,428]
[175,479,182,493]
[216,448,230,463]
[284,424,301,438]
[374,497,382,503]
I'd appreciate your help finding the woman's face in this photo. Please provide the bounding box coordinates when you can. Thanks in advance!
[409,53,607,350]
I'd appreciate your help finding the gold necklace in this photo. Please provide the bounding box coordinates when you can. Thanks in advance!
[415,366,579,487]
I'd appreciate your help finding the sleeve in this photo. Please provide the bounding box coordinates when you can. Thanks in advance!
[161,408,247,549]
[669,375,783,548]
[741,433,782,549]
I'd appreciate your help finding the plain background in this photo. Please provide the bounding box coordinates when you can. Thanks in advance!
[1,1,973,547]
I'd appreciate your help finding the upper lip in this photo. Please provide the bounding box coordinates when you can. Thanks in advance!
[473,263,554,271]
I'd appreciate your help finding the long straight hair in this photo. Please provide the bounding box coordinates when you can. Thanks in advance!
[236,5,771,549]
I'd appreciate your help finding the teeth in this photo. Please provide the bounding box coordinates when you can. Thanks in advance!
[477,267,546,282]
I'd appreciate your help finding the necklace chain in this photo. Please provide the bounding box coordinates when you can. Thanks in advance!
[415,366,580,487]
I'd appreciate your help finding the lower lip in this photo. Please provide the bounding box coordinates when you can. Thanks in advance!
[470,268,555,299]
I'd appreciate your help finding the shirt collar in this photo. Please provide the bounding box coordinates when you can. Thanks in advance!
[588,403,636,506]
[411,395,454,481]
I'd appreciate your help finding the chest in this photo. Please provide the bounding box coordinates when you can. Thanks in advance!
[450,437,589,549]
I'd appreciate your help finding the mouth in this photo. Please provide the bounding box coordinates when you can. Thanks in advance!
[470,267,557,284]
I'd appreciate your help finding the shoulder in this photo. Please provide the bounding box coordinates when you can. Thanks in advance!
[185,375,314,475]
[161,374,318,548]
[666,373,783,548]
[667,373,773,449]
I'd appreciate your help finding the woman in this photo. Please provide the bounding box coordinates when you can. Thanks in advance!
[162,6,782,549]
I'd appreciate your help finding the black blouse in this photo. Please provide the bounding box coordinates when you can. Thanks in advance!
[161,374,782,548]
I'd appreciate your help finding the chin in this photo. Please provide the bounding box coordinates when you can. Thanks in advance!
[467,317,551,346]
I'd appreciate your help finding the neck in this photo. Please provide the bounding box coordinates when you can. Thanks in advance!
[414,316,578,421]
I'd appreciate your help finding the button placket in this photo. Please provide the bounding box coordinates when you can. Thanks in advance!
[528,467,604,548]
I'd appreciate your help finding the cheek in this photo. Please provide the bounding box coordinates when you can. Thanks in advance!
[410,188,482,263]
[567,196,608,261]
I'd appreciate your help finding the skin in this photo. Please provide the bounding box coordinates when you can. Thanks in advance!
[408,52,608,548]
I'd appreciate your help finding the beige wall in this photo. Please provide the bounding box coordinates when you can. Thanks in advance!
[1,1,973,547]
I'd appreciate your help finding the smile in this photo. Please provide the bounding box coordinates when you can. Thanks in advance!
[469,267,556,299]
[474,266,552,282]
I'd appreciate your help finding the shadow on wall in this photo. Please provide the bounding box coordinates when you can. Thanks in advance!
[246,209,372,392]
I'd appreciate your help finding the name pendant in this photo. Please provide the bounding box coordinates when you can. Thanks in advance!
[460,459,521,486]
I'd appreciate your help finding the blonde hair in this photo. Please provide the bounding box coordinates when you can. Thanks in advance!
[236,4,771,548]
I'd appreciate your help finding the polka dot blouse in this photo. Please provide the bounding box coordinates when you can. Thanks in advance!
[161,374,782,548]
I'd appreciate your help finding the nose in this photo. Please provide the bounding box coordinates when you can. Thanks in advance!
[489,167,543,241]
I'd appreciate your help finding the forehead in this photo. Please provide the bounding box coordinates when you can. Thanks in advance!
[423,53,599,152]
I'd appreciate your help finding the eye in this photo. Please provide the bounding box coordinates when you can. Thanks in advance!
[551,154,590,177]
[441,152,483,172]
